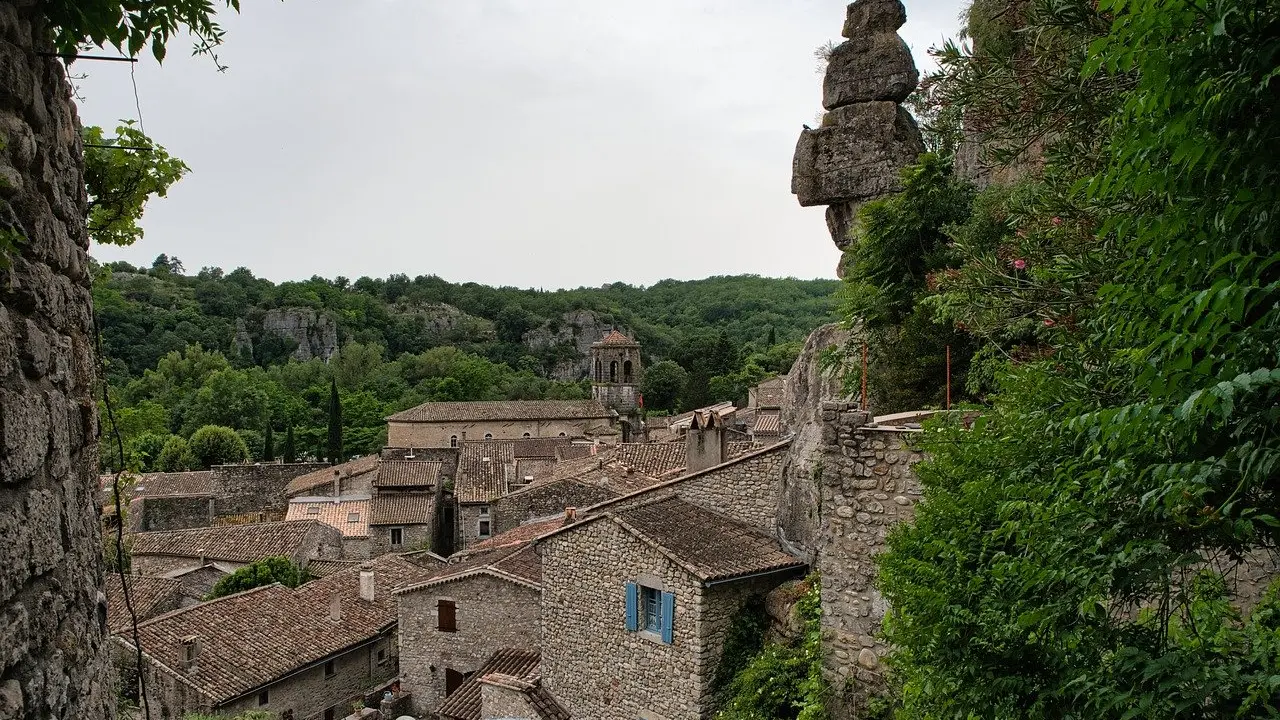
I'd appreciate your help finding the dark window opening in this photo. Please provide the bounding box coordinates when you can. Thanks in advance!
[445,667,465,695]
[258,690,269,706]
[438,599,457,632]
[641,586,662,633]
[623,359,633,383]
[478,519,491,538]
[389,527,403,546]
[324,659,335,678]
[594,359,602,382]
[450,435,458,448]
[324,708,336,720]
[377,648,387,665]
[609,360,618,383]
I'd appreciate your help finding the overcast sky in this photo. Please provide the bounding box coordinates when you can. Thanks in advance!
[77,0,965,289]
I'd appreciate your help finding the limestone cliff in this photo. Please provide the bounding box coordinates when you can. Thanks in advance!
[0,2,116,717]
[791,0,925,254]
[523,310,629,381]
[235,307,339,362]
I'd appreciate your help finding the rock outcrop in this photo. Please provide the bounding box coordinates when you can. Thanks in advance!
[523,310,628,381]
[792,0,925,253]
[0,2,117,718]
[235,307,339,362]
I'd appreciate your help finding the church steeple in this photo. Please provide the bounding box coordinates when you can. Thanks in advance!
[590,330,643,439]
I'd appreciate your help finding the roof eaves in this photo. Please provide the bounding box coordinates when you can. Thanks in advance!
[607,513,710,582]
[393,566,541,596]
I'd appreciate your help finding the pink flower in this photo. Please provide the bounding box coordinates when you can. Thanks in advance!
[1044,318,1055,327]
[1013,259,1027,270]
[1052,216,1063,226]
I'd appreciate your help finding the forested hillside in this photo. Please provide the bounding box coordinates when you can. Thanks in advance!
[93,257,836,470]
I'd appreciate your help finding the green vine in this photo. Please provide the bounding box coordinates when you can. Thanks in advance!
[715,575,829,720]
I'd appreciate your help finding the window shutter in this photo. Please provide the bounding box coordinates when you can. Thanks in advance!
[624,582,638,631]
[437,600,457,632]
[660,591,675,644]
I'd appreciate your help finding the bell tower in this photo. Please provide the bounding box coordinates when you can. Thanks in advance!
[591,330,643,439]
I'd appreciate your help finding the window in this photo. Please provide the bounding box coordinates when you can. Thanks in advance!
[450,435,458,448]
[347,512,360,523]
[324,707,336,720]
[594,359,602,382]
[258,690,269,706]
[437,600,457,632]
[389,527,403,546]
[609,360,618,383]
[522,432,531,438]
[306,505,320,515]
[484,433,493,440]
[558,432,566,437]
[623,359,633,383]
[478,519,491,538]
[445,667,465,695]
[376,648,387,665]
[478,505,490,517]
[625,582,674,644]
[324,659,335,678]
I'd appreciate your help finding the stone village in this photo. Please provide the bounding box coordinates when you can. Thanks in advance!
[101,313,931,720]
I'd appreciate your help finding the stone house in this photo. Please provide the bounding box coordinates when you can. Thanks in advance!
[385,399,617,449]
[395,541,543,713]
[369,493,438,556]
[287,497,372,559]
[284,455,380,499]
[118,554,434,720]
[129,519,344,579]
[538,496,806,719]
[435,648,568,720]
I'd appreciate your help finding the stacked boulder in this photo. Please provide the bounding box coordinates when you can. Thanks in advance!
[791,0,924,253]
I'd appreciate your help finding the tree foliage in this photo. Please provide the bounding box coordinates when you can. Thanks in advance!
[43,0,241,64]
[206,556,309,599]
[872,0,1280,716]
[187,424,248,469]
[83,123,188,247]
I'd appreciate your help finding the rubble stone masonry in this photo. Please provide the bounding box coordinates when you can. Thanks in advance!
[813,403,922,716]
[0,2,115,718]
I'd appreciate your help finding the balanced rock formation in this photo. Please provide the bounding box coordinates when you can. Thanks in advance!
[792,0,925,252]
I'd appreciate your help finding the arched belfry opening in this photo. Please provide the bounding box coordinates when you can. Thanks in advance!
[609,361,618,383]
[623,359,633,384]
[595,360,602,382]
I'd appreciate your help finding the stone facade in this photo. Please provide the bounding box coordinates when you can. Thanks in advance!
[456,502,493,551]
[0,3,116,718]
[130,521,345,579]
[491,480,615,535]
[540,519,786,719]
[216,461,329,516]
[397,574,541,713]
[130,494,214,532]
[368,521,432,557]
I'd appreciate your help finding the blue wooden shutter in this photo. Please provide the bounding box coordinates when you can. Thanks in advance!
[624,582,638,631]
[660,591,675,644]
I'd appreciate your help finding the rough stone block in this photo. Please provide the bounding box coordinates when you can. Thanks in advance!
[792,103,924,206]
[823,33,917,107]
[842,0,907,37]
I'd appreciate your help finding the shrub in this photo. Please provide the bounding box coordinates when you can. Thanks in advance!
[206,557,309,599]
[155,435,195,472]
[188,425,249,468]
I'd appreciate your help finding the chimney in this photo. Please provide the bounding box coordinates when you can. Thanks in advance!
[359,562,375,603]
[685,411,727,473]
[179,635,202,671]
[333,468,342,497]
[329,592,342,622]
[564,507,577,523]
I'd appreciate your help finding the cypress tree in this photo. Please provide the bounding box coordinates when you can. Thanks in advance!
[767,325,776,346]
[263,425,275,462]
[283,425,296,464]
[327,378,343,465]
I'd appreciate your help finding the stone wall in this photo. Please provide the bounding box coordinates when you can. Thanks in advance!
[215,461,328,517]
[0,3,116,718]
[130,494,214,532]
[605,444,789,535]
[387,417,616,449]
[397,574,541,713]
[368,522,431,557]
[492,481,615,535]
[480,679,540,720]
[810,403,922,715]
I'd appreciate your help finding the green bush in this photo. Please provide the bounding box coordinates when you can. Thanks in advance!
[206,557,309,599]
[188,425,249,469]
[155,435,195,472]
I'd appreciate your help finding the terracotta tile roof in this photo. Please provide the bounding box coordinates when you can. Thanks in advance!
[436,649,563,720]
[513,438,571,459]
[457,440,515,504]
[105,574,183,632]
[130,520,328,564]
[124,555,435,704]
[386,400,612,423]
[753,376,787,408]
[753,413,783,435]
[102,471,216,505]
[611,497,805,583]
[374,460,441,488]
[469,517,566,552]
[369,493,436,526]
[307,559,359,577]
[556,444,595,460]
[616,443,685,477]
[592,329,638,347]
[285,498,370,538]
[285,455,378,496]
[728,441,758,457]
[396,543,541,594]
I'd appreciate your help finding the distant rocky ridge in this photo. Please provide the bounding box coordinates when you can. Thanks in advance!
[522,309,629,381]
[791,0,925,257]
[235,307,339,362]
